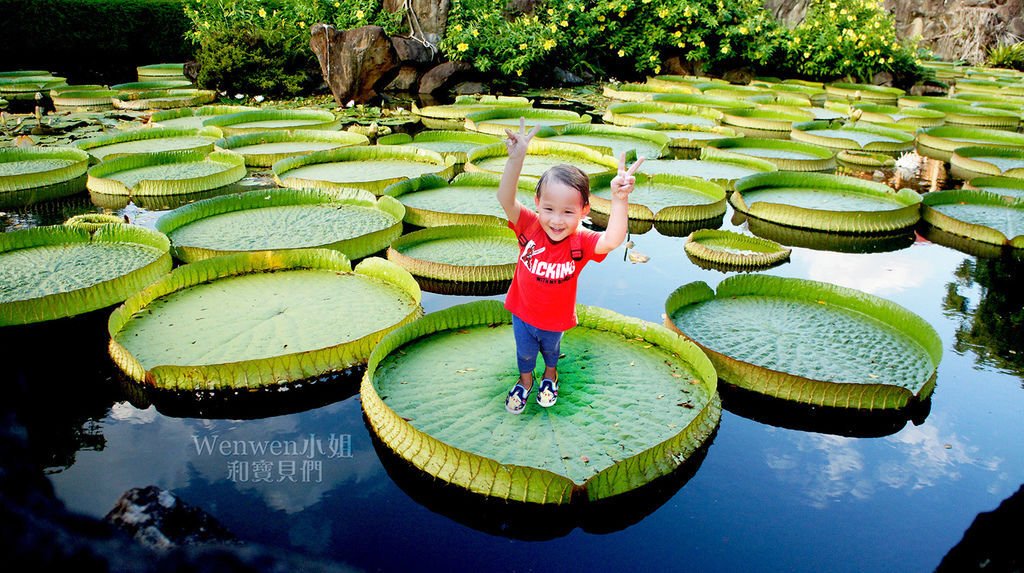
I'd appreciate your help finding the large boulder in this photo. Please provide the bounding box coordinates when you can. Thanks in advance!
[310,24,398,104]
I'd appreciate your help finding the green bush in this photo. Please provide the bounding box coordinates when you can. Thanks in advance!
[184,0,405,97]
[0,0,190,84]
[987,42,1024,71]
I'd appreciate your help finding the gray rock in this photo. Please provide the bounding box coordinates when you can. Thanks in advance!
[310,24,398,105]
[454,81,486,95]
[418,60,474,94]
[105,485,235,550]
[386,66,421,91]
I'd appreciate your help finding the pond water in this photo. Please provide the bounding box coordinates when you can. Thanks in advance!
[3,155,1024,571]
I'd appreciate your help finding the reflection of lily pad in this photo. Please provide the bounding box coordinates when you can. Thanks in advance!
[109,250,423,390]
[465,108,591,135]
[273,146,454,195]
[384,172,534,227]
[665,275,941,409]
[950,146,1024,180]
[706,137,835,171]
[0,146,90,208]
[362,299,720,503]
[87,150,246,197]
[731,171,921,232]
[387,224,517,283]
[1,224,171,326]
[590,173,726,221]
[465,140,616,179]
[743,215,915,253]
[204,109,340,136]
[684,228,790,271]
[76,127,222,161]
[155,188,404,262]
[376,130,501,165]
[215,129,369,167]
[921,189,1024,248]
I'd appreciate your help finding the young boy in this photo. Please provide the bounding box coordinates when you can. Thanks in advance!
[497,118,643,414]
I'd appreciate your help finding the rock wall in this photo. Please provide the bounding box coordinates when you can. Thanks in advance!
[763,0,1023,64]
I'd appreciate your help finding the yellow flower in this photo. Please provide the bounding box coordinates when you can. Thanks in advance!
[597,15,605,22]
[258,7,266,17]
[698,40,705,48]
[549,24,557,32]
[620,4,627,10]
[683,7,691,17]
[516,69,523,76]
[452,24,462,32]
[879,57,886,64]
[868,50,875,56]
[298,21,306,28]
[738,26,748,34]
[793,36,800,45]
[567,3,574,9]
[560,20,568,27]
[847,15,856,21]
[334,1,339,6]
[673,30,681,37]
[618,49,625,57]
[803,51,811,59]
[618,11,625,17]
[457,42,469,52]
[649,55,657,62]
[654,65,661,74]
[519,43,528,50]
[840,8,847,14]
[658,8,669,18]
[547,8,554,15]
[472,29,479,37]
[543,38,557,50]
[677,41,685,48]
[721,45,730,54]
[355,9,364,18]
[599,25,605,30]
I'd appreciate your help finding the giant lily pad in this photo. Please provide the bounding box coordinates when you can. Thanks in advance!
[684,229,790,270]
[705,137,835,172]
[639,148,776,190]
[665,275,941,409]
[76,127,222,161]
[204,109,340,136]
[108,249,423,390]
[0,146,89,208]
[950,146,1024,180]
[0,74,67,99]
[790,121,915,156]
[721,108,815,139]
[843,103,946,129]
[113,88,216,111]
[730,171,922,232]
[362,299,720,504]
[825,82,904,105]
[465,140,617,179]
[387,224,517,283]
[383,172,535,227]
[915,125,1024,162]
[87,150,246,197]
[602,102,723,129]
[155,188,404,263]
[412,95,532,130]
[52,89,119,111]
[964,176,1024,199]
[150,105,256,130]
[215,130,370,167]
[629,123,743,154]
[1,223,171,326]
[921,189,1024,248]
[602,82,699,101]
[110,80,192,91]
[650,93,757,112]
[918,102,1020,130]
[536,124,669,160]
[273,146,454,195]
[136,63,186,81]
[376,130,501,165]
[464,108,591,135]
[589,173,726,222]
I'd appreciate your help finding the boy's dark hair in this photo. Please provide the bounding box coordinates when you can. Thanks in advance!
[536,164,590,206]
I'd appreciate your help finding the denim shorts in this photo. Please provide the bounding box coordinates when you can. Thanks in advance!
[512,315,563,374]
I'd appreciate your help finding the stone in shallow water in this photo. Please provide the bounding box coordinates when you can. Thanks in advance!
[104,485,236,550]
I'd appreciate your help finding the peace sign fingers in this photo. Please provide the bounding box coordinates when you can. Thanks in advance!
[627,155,646,176]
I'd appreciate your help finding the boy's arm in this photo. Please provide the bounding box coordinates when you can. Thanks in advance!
[595,153,644,254]
[497,117,540,226]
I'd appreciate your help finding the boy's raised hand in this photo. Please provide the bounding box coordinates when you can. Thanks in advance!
[504,117,540,159]
[611,152,644,200]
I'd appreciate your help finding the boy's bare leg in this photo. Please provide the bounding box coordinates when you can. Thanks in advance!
[519,372,534,391]
[543,365,557,381]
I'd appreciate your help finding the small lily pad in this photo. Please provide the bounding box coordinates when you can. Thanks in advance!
[684,229,791,270]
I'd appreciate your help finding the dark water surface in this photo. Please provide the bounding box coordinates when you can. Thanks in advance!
[5,166,1024,572]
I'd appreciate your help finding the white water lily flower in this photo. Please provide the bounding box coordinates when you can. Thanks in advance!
[235,93,244,100]
[254,95,265,103]
[346,100,355,108]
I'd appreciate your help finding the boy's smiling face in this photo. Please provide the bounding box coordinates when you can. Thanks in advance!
[534,180,590,243]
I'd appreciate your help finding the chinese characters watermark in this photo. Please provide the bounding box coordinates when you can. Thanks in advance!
[192,433,352,484]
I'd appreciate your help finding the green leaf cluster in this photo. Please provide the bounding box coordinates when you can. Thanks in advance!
[986,42,1024,71]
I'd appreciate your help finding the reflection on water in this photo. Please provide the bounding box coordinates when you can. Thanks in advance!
[936,483,1024,572]
[369,426,715,540]
[943,257,1024,379]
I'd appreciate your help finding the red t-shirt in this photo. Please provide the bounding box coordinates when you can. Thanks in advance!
[504,208,606,332]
